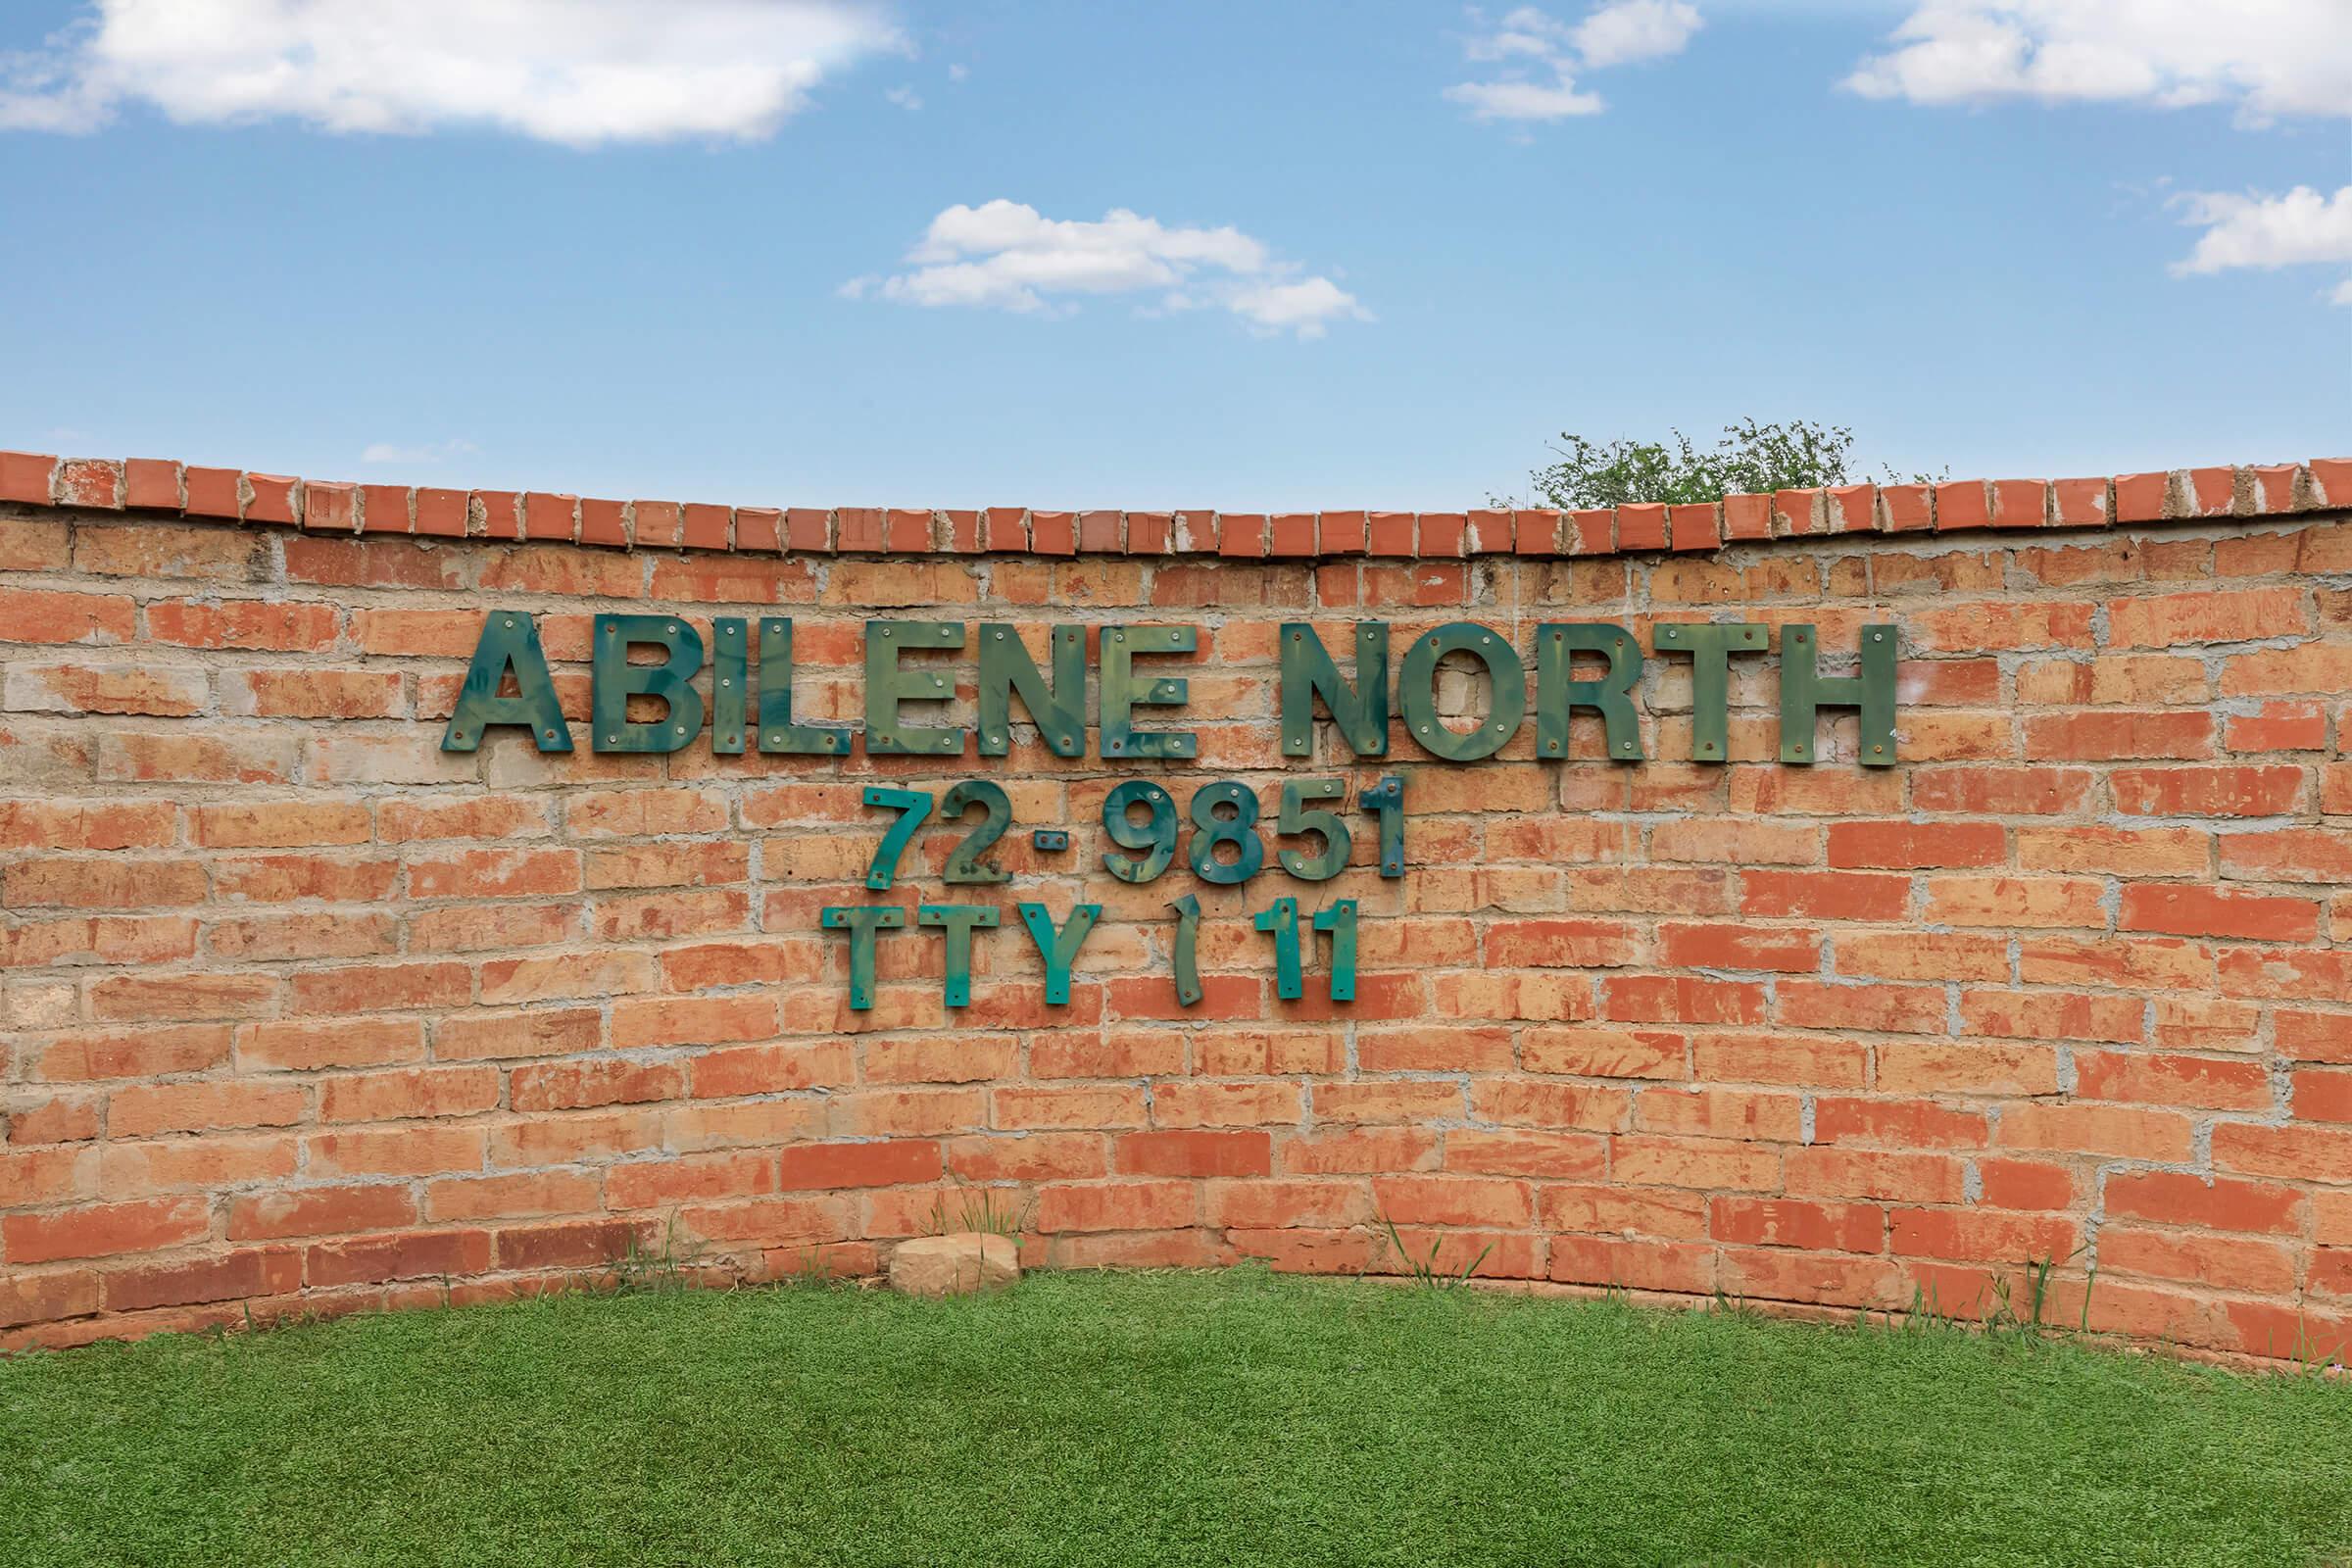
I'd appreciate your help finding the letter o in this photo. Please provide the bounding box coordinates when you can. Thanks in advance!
[1398,622,1525,761]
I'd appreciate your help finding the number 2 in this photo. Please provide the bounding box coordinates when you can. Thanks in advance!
[940,780,1011,885]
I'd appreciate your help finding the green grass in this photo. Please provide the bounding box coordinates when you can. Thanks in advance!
[5,1269,2349,1566]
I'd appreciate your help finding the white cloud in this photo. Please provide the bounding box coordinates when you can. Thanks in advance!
[1572,0,1703,68]
[361,438,478,466]
[849,200,1367,338]
[1227,278,1367,336]
[884,84,921,111]
[1446,2,1700,124]
[1446,77,1604,121]
[1845,1,2352,122]
[0,0,904,145]
[2171,185,2352,305]
[1463,8,1575,63]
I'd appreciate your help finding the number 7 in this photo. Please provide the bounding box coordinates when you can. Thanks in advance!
[861,786,933,890]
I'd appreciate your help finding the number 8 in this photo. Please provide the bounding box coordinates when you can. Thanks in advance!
[1188,781,1263,885]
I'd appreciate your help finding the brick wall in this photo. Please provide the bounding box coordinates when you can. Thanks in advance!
[5,449,2352,1362]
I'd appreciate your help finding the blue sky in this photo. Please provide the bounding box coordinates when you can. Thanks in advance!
[1,0,2346,510]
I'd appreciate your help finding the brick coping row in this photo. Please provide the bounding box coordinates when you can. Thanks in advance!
[4,449,2346,563]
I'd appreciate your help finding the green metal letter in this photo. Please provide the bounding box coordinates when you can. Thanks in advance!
[820,905,907,1011]
[711,617,749,755]
[864,619,967,758]
[443,610,570,753]
[1100,625,1198,760]
[1017,902,1102,1006]
[1534,622,1642,761]
[939,780,1012,885]
[592,614,705,754]
[1359,775,1405,878]
[1276,778,1350,881]
[1280,621,1389,759]
[1311,901,1358,1003]
[1169,893,1202,1008]
[978,624,1085,758]
[1780,623,1899,766]
[861,786,934,891]
[1187,781,1264,886]
[1652,622,1766,763]
[918,904,1000,1008]
[757,618,852,757]
[1102,781,1179,884]
[1398,623,1525,761]
[1252,897,1304,1001]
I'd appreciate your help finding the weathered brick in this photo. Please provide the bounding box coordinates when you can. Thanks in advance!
[2,460,2343,1363]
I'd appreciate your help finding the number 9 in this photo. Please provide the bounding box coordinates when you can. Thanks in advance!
[1102,781,1177,884]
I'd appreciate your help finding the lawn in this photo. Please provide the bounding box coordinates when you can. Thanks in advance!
[4,1268,2348,1566]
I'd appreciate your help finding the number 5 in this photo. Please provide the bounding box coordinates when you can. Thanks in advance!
[1277,778,1349,880]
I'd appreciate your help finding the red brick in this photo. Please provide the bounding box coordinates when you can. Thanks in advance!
[0,1269,99,1328]
[105,1249,301,1311]
[1787,1148,1964,1203]
[1115,1130,1273,1178]
[1611,1136,1780,1191]
[1372,1174,1530,1227]
[1667,503,1720,552]
[4,1197,210,1262]
[1615,504,1667,551]
[1778,980,1945,1034]
[775,1140,941,1189]
[1976,1158,2074,1211]
[2000,1103,2193,1162]
[2216,1122,2352,1184]
[109,1081,304,1138]
[2073,1050,2272,1110]
[2105,1172,2301,1235]
[1711,1197,1883,1252]
[1889,1208,2076,1263]
[0,450,57,505]
[56,460,122,509]
[2101,1225,2297,1295]
[1444,1130,1607,1178]
[2111,765,2303,817]
[1036,1180,1195,1232]
[495,1218,650,1271]
[1808,483,1862,533]
[1740,871,1908,921]
[122,458,182,511]
[320,1066,500,1123]
[1827,820,2004,869]
[309,1228,491,1287]
[2120,884,2318,944]
[510,1058,683,1112]
[180,466,239,518]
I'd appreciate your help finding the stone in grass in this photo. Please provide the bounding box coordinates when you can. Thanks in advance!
[889,1232,1019,1298]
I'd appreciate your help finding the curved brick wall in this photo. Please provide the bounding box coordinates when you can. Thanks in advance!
[4,448,2351,1361]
